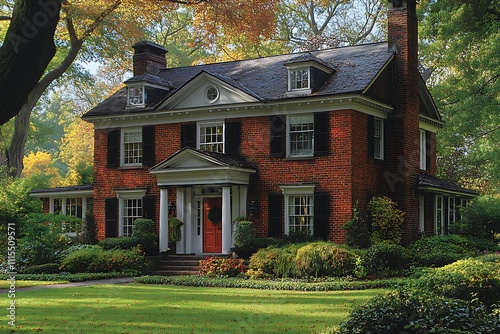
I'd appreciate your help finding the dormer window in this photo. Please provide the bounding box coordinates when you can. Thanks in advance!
[289,69,309,90]
[128,86,145,106]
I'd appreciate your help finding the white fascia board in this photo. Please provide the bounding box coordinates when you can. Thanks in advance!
[151,166,256,187]
[88,94,393,129]
[30,190,94,198]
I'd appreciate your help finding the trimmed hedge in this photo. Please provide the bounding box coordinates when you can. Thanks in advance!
[60,247,146,274]
[360,242,410,276]
[412,254,500,308]
[333,289,500,334]
[0,272,136,282]
[249,244,304,278]
[135,275,407,291]
[99,237,142,251]
[294,242,357,278]
[21,263,61,274]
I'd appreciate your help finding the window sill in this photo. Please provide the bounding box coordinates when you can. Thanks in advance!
[284,156,314,161]
[119,165,144,170]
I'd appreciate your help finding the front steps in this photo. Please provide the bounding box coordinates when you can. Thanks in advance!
[149,254,230,276]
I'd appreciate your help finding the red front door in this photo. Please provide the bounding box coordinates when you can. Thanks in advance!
[203,198,223,253]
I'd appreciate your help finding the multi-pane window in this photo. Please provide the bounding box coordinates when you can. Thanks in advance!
[435,195,444,235]
[420,129,427,170]
[66,198,83,219]
[288,115,314,157]
[199,124,224,153]
[123,198,142,237]
[123,127,143,165]
[448,197,457,226]
[128,87,144,106]
[374,118,384,159]
[289,69,309,90]
[288,195,314,234]
[54,198,63,214]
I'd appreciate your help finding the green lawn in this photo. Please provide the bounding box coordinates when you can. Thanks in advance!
[6,283,387,333]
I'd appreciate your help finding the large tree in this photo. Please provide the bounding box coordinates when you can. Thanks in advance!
[0,0,278,177]
[418,0,500,193]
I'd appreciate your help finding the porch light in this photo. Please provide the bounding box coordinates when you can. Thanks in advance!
[168,202,176,215]
[248,200,259,216]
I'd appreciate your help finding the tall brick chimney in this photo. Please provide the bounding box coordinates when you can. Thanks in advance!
[387,0,420,243]
[132,41,167,76]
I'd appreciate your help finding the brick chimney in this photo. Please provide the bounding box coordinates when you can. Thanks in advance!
[387,0,420,243]
[132,41,167,76]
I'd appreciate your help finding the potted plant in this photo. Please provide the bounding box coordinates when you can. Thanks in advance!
[168,217,183,252]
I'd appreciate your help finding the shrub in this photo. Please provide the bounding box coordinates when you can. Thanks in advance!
[361,242,410,276]
[168,217,183,243]
[294,242,357,278]
[60,247,145,274]
[408,235,478,267]
[367,196,404,245]
[249,244,303,278]
[132,218,158,255]
[21,263,61,274]
[198,257,246,278]
[453,195,500,241]
[233,221,256,249]
[413,255,500,308]
[342,202,371,249]
[57,244,101,262]
[334,289,500,334]
[99,237,141,250]
[77,210,98,244]
[281,230,315,244]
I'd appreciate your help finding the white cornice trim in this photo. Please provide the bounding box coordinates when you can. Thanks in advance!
[151,166,256,187]
[30,190,94,198]
[86,94,393,129]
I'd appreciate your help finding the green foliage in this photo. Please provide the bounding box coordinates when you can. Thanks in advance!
[408,235,487,267]
[60,247,145,274]
[453,196,500,241]
[249,244,303,278]
[198,257,247,278]
[21,263,61,275]
[412,255,500,308]
[342,202,371,249]
[17,213,81,266]
[98,237,141,250]
[0,272,134,282]
[361,242,410,277]
[77,211,98,245]
[367,196,404,245]
[135,275,405,291]
[168,217,183,243]
[334,289,500,334]
[281,230,315,243]
[233,221,256,249]
[132,218,158,255]
[294,242,357,278]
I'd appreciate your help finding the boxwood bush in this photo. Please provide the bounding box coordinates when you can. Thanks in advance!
[333,289,500,334]
[412,254,500,308]
[294,242,357,278]
[21,263,61,274]
[99,237,141,251]
[60,247,145,274]
[249,244,302,278]
[360,242,410,276]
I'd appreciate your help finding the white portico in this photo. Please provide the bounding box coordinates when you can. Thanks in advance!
[150,148,256,254]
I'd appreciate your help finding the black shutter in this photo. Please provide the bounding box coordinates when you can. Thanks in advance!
[142,126,155,167]
[105,197,118,237]
[314,112,329,156]
[367,115,374,158]
[181,123,197,149]
[270,115,285,157]
[224,121,241,154]
[107,129,120,168]
[314,192,330,240]
[142,196,156,221]
[268,193,283,237]
[426,131,431,170]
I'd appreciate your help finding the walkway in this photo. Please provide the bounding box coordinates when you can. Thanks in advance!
[1,277,135,293]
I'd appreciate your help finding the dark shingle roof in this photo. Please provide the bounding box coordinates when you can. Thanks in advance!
[30,185,93,195]
[84,42,393,117]
[418,174,478,196]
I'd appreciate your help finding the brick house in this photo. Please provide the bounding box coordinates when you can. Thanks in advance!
[33,0,476,254]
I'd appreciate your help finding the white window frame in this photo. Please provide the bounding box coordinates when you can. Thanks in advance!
[116,189,146,237]
[127,86,145,106]
[204,85,220,104]
[419,194,425,233]
[197,121,225,153]
[434,195,444,235]
[122,127,143,166]
[280,184,316,235]
[374,117,384,160]
[50,197,89,220]
[288,68,310,91]
[287,114,314,158]
[420,129,427,170]
[448,197,456,226]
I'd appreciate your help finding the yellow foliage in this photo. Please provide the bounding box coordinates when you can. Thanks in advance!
[22,152,62,187]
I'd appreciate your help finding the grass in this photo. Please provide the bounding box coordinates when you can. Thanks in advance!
[6,283,387,333]
[0,280,68,289]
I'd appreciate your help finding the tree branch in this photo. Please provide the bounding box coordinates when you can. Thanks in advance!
[0,15,11,21]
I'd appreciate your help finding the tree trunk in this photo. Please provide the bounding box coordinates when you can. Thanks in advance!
[0,0,62,125]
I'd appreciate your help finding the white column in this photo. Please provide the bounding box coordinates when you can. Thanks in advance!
[176,188,185,254]
[159,188,169,253]
[222,186,232,254]
[184,188,193,254]
[239,186,248,217]
[231,186,240,245]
